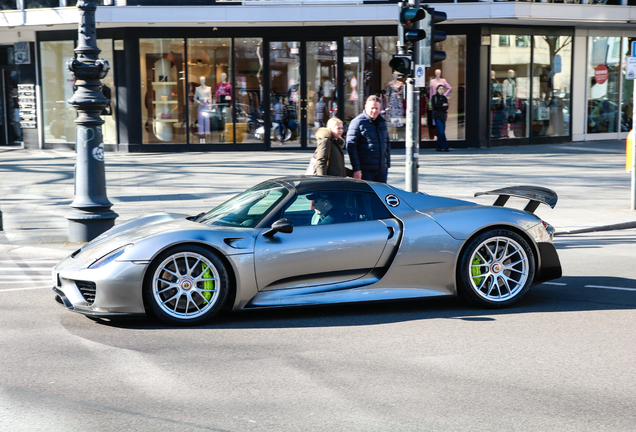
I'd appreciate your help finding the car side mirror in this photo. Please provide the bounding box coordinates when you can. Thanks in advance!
[262,218,294,237]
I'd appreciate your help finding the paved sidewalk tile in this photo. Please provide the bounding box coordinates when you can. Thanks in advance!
[1,140,634,251]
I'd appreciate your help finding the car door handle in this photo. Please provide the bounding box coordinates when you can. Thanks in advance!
[386,226,394,240]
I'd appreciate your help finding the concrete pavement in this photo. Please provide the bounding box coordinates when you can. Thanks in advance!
[0,139,635,255]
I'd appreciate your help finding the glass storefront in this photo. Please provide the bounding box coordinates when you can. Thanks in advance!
[423,35,466,142]
[620,37,636,132]
[41,40,75,143]
[586,36,621,134]
[343,36,373,135]
[532,35,572,137]
[306,40,338,148]
[187,38,232,144]
[491,32,571,140]
[41,39,115,145]
[234,38,263,144]
[140,38,186,144]
[269,41,301,146]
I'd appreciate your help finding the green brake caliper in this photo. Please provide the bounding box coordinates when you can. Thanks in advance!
[201,264,214,303]
[472,255,485,287]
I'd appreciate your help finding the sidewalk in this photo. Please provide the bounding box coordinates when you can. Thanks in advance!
[1,140,634,253]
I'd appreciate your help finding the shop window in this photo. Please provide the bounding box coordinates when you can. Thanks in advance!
[269,41,301,146]
[423,35,466,142]
[374,36,404,142]
[98,39,116,144]
[343,36,373,136]
[24,0,58,7]
[586,36,621,134]
[40,40,76,143]
[499,35,510,47]
[490,34,531,139]
[0,1,18,10]
[187,38,231,144]
[140,38,186,144]
[620,37,636,132]
[306,41,338,148]
[532,35,572,138]
[234,38,263,144]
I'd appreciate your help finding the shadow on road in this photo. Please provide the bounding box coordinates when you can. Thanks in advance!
[81,275,636,331]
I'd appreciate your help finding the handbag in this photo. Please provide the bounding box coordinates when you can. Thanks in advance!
[305,139,332,175]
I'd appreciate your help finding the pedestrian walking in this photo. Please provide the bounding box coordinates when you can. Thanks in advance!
[432,84,449,152]
[346,95,390,183]
[312,117,350,177]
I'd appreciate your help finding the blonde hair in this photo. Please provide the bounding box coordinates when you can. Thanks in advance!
[326,117,343,130]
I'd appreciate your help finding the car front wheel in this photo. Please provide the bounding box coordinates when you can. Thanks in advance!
[144,245,229,326]
[457,229,535,308]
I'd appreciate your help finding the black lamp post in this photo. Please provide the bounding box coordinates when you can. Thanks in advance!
[66,0,117,242]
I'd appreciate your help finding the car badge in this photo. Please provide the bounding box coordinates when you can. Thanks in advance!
[385,194,400,207]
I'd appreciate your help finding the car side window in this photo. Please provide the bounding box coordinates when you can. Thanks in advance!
[282,191,379,227]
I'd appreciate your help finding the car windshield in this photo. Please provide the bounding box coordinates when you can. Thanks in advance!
[195,183,288,228]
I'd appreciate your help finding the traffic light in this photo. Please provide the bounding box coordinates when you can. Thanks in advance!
[390,2,427,78]
[420,7,447,67]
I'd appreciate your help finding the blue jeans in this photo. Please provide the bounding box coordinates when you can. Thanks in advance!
[434,119,448,150]
[361,168,388,183]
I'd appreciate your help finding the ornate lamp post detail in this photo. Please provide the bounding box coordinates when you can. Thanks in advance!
[66,0,117,242]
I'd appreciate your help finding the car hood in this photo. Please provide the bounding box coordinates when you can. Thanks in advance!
[72,213,255,265]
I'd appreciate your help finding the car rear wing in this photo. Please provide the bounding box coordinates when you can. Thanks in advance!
[474,186,558,214]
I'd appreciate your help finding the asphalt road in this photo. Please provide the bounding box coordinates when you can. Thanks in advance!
[1,230,635,432]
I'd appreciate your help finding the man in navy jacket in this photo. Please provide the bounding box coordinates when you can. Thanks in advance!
[346,95,391,183]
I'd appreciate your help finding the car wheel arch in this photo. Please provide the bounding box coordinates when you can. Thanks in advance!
[455,224,540,289]
[141,241,237,312]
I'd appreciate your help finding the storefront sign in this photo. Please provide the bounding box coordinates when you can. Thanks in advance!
[17,84,37,128]
[594,64,609,85]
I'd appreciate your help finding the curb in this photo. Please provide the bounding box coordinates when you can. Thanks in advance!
[555,221,636,236]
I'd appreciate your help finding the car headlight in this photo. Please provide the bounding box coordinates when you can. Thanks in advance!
[89,244,132,269]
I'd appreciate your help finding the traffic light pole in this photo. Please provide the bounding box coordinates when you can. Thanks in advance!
[405,0,420,193]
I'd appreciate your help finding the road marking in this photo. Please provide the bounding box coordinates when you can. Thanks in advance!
[542,282,567,286]
[0,260,59,263]
[2,276,52,280]
[0,286,52,292]
[0,268,54,271]
[585,285,636,292]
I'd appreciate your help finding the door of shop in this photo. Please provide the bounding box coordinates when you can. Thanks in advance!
[268,39,340,150]
[0,69,23,145]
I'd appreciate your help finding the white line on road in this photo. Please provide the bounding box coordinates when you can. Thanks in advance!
[2,276,52,280]
[0,268,54,271]
[585,285,636,292]
[542,282,567,286]
[0,286,52,292]
[0,260,59,263]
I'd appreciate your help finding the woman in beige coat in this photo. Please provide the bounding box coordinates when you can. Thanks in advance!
[314,117,348,177]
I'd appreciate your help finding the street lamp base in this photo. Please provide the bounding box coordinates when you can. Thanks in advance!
[67,209,118,242]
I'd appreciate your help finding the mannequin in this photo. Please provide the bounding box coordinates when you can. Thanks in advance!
[194,76,212,136]
[321,77,335,116]
[503,69,516,138]
[386,72,405,136]
[215,72,233,105]
[429,69,452,99]
[428,69,451,140]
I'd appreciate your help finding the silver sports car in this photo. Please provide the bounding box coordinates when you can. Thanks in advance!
[52,177,562,326]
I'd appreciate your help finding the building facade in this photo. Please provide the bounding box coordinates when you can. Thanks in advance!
[1,0,635,152]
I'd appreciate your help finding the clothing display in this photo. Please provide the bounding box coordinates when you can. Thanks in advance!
[429,77,452,99]
[215,81,233,104]
[195,85,212,135]
[385,79,405,128]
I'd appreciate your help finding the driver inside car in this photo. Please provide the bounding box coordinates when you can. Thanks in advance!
[308,192,349,225]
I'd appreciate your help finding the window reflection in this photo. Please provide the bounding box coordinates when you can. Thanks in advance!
[343,37,373,132]
[306,41,338,148]
[532,35,572,137]
[490,34,531,139]
[234,38,264,144]
[187,38,231,144]
[587,36,621,134]
[140,38,186,144]
[268,41,301,147]
[621,37,636,132]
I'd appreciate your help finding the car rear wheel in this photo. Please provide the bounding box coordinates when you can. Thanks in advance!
[144,245,228,326]
[457,229,535,308]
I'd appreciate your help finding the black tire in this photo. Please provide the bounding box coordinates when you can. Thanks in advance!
[457,229,535,308]
[143,245,229,326]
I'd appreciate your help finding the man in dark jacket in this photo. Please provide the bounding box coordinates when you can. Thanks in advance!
[346,95,391,183]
